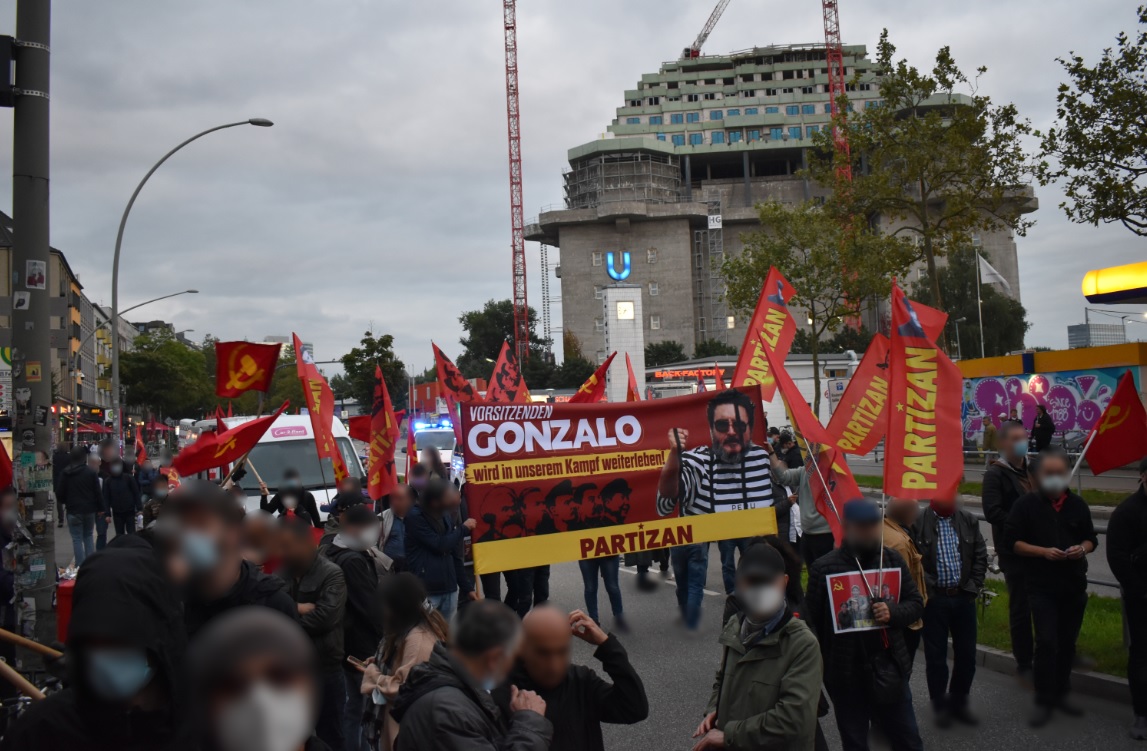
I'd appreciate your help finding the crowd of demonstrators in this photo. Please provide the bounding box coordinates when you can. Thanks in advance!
[1108,457,1147,740]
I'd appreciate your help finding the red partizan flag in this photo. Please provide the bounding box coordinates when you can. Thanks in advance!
[215,341,281,398]
[485,341,532,404]
[1084,370,1147,476]
[826,334,891,456]
[883,283,964,499]
[761,341,833,446]
[368,365,401,501]
[433,343,480,444]
[294,334,349,482]
[173,402,288,477]
[696,373,708,393]
[569,352,617,403]
[730,267,797,400]
[0,441,11,491]
[805,445,863,546]
[134,425,148,467]
[713,363,727,391]
[624,353,641,402]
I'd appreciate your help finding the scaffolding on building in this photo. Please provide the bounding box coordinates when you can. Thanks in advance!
[563,152,682,209]
[539,243,553,357]
[693,192,728,347]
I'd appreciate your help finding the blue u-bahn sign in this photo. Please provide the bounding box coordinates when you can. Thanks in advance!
[605,251,631,281]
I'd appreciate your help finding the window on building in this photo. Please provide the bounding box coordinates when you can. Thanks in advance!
[765,89,777,97]
[647,248,658,263]
[594,286,604,299]
[787,126,801,139]
[711,131,725,144]
[806,125,819,137]
[769,127,783,140]
[672,134,686,146]
[695,252,704,269]
[594,318,604,332]
[651,316,662,330]
[865,100,882,109]
[686,112,700,123]
[703,93,717,101]
[729,131,742,142]
[765,106,779,114]
[748,129,760,141]
[686,94,700,103]
[625,117,640,124]
[656,133,666,141]
[649,282,659,296]
[785,105,799,116]
[802,87,815,95]
[726,108,740,117]
[592,251,603,266]
[704,78,716,85]
[689,133,703,145]
[745,107,758,115]
[647,96,661,104]
[824,103,833,114]
[649,115,663,125]
[670,113,684,124]
[710,110,723,120]
[801,104,815,115]
[628,99,641,107]
[782,87,794,94]
[699,317,707,333]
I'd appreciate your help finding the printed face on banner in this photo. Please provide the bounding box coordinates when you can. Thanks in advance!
[462,388,778,573]
[826,568,902,634]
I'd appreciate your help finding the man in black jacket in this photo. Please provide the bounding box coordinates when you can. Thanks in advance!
[496,606,648,751]
[392,600,552,751]
[1107,456,1147,739]
[913,497,988,727]
[263,467,324,528]
[1004,448,1098,728]
[325,503,383,751]
[56,445,104,566]
[163,480,297,639]
[278,514,348,750]
[102,457,142,537]
[981,419,1034,677]
[805,499,925,751]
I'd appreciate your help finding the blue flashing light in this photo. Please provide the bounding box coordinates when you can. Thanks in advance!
[413,421,430,431]
[438,419,453,428]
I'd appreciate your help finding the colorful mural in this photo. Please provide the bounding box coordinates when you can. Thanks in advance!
[962,366,1141,448]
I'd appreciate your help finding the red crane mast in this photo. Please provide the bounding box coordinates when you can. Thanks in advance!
[503,0,530,362]
[821,0,852,182]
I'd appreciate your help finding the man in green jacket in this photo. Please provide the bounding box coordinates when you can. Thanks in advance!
[693,539,823,751]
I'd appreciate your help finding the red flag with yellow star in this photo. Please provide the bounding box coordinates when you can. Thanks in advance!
[215,341,281,398]
[368,365,402,501]
[825,334,891,456]
[295,334,350,482]
[173,402,288,477]
[569,352,616,403]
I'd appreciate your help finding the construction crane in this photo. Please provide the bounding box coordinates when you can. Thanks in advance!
[503,0,530,362]
[821,0,852,181]
[683,0,733,59]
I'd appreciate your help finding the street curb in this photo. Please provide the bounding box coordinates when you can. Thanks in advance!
[972,643,1131,706]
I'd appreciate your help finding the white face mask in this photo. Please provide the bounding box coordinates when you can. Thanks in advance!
[359,526,380,550]
[740,584,786,619]
[216,682,313,751]
[1040,475,1069,496]
[282,495,298,510]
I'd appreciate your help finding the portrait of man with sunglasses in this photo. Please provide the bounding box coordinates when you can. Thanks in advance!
[655,390,779,629]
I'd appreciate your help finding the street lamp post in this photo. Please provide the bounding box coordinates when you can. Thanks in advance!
[953,317,967,360]
[111,119,273,443]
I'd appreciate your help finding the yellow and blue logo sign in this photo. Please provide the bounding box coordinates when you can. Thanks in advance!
[605,251,631,281]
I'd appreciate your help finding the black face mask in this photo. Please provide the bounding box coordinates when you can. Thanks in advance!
[848,539,881,558]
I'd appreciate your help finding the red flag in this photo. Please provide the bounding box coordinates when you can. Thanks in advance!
[486,341,532,404]
[1084,371,1147,476]
[406,424,417,483]
[348,415,370,443]
[367,366,402,501]
[883,283,964,499]
[294,334,349,482]
[0,441,11,491]
[826,334,891,455]
[805,445,862,546]
[433,343,480,444]
[214,405,227,433]
[761,340,833,446]
[134,425,148,467]
[730,267,797,400]
[696,373,708,393]
[625,354,641,402]
[569,353,616,403]
[227,402,233,418]
[173,402,288,477]
[713,363,727,391]
[215,341,281,398]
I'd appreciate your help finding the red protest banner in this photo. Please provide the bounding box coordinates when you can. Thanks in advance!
[730,266,796,400]
[461,388,778,573]
[883,283,964,499]
[826,334,891,455]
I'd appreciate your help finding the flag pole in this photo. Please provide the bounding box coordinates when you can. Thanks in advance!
[1068,428,1098,484]
[976,253,986,359]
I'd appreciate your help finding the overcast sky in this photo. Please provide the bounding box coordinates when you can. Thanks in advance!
[0,0,1143,375]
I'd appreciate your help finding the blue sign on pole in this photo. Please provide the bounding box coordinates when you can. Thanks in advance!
[605,251,631,281]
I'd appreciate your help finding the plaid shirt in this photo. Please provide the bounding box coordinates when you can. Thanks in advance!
[936,516,961,588]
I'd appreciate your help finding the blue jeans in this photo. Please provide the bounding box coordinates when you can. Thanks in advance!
[578,556,623,624]
[717,538,750,595]
[67,512,96,566]
[670,543,709,630]
[922,593,978,710]
[342,665,367,751]
[428,591,458,622]
[828,678,922,751]
[95,513,108,551]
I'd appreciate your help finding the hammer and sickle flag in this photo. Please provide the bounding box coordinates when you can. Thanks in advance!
[215,341,282,398]
[1084,370,1147,476]
[172,401,289,477]
[568,352,617,404]
[368,365,402,501]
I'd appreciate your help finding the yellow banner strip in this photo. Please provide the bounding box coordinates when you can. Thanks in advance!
[473,507,777,574]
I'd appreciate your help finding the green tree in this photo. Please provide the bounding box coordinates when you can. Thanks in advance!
[550,356,596,390]
[1038,6,1147,236]
[333,331,408,411]
[724,200,915,415]
[911,248,1030,359]
[645,341,687,367]
[808,31,1037,327]
[694,338,738,359]
[121,332,213,419]
[455,300,549,379]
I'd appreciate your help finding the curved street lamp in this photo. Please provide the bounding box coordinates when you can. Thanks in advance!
[111,119,274,441]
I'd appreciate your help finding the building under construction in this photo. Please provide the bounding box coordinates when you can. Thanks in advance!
[526,43,1033,363]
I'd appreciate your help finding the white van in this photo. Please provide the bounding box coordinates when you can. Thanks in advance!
[191,414,365,519]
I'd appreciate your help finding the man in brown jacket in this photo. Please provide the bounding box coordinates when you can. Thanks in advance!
[884,496,927,658]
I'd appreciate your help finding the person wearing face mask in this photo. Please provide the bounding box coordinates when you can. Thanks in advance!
[881,497,927,659]
[405,478,477,621]
[277,515,348,751]
[56,445,103,566]
[324,503,384,751]
[0,541,189,751]
[103,457,143,538]
[694,540,821,751]
[407,463,430,497]
[190,607,327,751]
[142,474,171,528]
[164,480,297,640]
[138,458,159,499]
[380,484,414,573]
[391,600,552,751]
[1005,448,1098,728]
[244,509,282,573]
[805,500,925,751]
[912,495,987,727]
[264,468,323,528]
[1107,456,1147,739]
[494,606,647,751]
[981,419,1035,678]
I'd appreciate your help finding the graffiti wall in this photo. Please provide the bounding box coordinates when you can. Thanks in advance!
[962,366,1141,447]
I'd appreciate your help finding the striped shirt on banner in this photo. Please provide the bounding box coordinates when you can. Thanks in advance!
[657,443,775,517]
